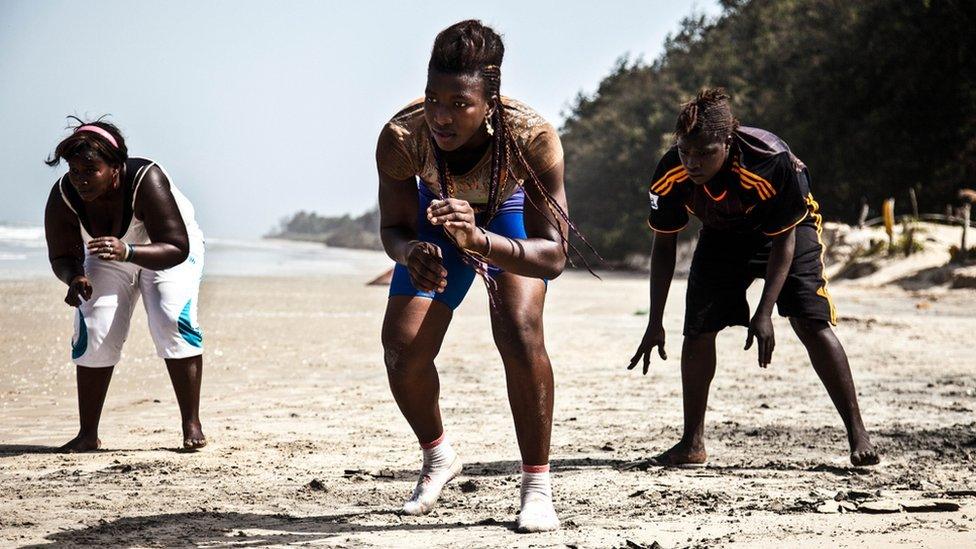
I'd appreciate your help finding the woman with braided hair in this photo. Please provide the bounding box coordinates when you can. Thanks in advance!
[376,20,583,531]
[629,88,879,467]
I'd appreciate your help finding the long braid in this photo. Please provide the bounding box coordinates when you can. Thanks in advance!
[426,20,602,304]
[481,64,601,275]
[430,136,498,301]
[483,64,505,221]
[505,129,603,277]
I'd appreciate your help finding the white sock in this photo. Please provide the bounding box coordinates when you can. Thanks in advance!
[402,433,462,515]
[422,435,455,470]
[517,465,559,532]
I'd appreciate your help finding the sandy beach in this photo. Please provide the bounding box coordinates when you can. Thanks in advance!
[1,256,975,547]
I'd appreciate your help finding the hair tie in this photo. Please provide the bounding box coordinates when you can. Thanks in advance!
[75,125,119,148]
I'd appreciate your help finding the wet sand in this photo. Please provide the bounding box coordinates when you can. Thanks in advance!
[1,266,974,547]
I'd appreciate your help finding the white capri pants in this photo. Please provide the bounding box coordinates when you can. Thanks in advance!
[71,241,204,367]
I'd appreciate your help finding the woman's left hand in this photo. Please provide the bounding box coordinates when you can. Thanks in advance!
[427,198,485,252]
[87,237,126,261]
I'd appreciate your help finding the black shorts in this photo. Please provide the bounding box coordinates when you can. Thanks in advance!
[683,220,837,336]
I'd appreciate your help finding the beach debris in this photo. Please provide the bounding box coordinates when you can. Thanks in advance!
[625,540,663,549]
[305,478,327,491]
[908,479,941,491]
[950,266,976,289]
[103,463,133,474]
[945,490,976,497]
[838,489,874,501]
[601,443,615,452]
[459,479,479,493]
[342,469,369,481]
[858,501,901,514]
[818,497,965,514]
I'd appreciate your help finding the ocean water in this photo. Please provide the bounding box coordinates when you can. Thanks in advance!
[0,224,391,280]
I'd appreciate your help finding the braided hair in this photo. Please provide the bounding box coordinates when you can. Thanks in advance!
[674,88,739,141]
[428,20,600,291]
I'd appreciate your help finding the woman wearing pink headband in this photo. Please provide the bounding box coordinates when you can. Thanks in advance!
[44,118,208,452]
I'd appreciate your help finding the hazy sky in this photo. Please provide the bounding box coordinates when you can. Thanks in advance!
[1,0,720,238]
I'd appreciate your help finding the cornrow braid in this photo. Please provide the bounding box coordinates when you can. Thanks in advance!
[675,87,740,140]
[482,64,506,220]
[428,20,602,304]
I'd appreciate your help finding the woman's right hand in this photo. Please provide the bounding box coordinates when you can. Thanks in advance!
[628,321,667,375]
[406,241,447,293]
[65,275,92,307]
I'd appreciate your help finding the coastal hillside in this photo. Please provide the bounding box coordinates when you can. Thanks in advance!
[267,207,382,250]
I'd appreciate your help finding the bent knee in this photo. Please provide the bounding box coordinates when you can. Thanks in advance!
[495,331,549,371]
[382,341,434,377]
[493,320,544,359]
[382,343,406,373]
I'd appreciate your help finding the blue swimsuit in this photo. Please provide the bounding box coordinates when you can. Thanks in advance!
[389,183,532,310]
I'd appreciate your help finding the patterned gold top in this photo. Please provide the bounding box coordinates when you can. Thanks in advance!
[376,97,563,205]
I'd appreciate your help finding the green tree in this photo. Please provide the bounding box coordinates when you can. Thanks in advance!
[561,0,976,263]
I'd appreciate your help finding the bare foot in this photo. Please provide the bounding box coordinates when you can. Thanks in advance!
[59,434,101,453]
[651,440,708,467]
[850,436,880,466]
[182,421,207,450]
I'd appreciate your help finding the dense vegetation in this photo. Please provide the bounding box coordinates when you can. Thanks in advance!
[562,0,976,262]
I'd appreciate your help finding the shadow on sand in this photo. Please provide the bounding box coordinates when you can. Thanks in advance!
[22,510,506,548]
[0,444,61,456]
[381,456,628,480]
[0,444,205,457]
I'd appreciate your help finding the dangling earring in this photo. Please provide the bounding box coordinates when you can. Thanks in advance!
[485,112,494,136]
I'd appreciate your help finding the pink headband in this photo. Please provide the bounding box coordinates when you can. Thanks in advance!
[75,125,119,148]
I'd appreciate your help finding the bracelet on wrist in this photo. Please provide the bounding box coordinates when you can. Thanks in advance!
[477,226,491,258]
